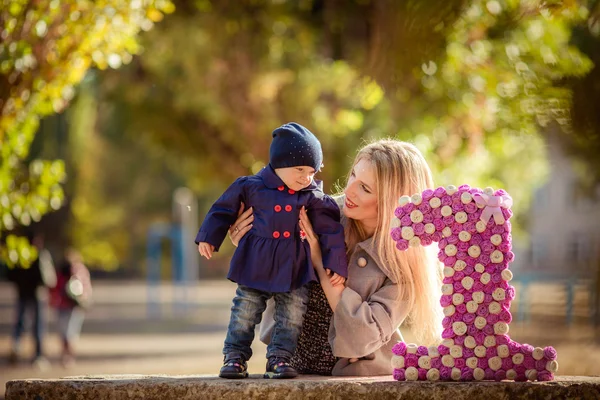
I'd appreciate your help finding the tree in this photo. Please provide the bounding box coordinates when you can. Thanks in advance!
[0,0,173,267]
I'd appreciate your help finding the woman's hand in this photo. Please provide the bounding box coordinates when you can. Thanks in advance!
[228,202,254,247]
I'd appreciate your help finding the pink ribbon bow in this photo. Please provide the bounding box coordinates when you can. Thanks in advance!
[472,193,513,225]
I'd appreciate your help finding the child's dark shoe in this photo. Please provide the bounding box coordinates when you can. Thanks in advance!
[264,356,298,379]
[219,356,248,379]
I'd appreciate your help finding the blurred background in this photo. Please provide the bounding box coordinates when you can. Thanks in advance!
[1,0,600,396]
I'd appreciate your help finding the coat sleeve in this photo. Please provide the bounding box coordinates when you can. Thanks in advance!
[307,194,348,277]
[194,177,247,251]
[329,278,409,358]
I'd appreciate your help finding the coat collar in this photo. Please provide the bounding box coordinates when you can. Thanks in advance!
[257,165,323,192]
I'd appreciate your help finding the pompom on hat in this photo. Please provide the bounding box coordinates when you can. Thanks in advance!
[269,122,323,172]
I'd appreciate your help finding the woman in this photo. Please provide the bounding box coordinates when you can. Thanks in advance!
[229,139,443,375]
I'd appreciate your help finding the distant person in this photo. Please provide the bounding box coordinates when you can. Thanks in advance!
[6,232,56,369]
[196,122,347,379]
[50,249,92,367]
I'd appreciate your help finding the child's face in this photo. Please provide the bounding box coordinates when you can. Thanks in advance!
[274,166,316,191]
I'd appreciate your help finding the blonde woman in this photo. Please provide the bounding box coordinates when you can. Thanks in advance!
[229,139,443,376]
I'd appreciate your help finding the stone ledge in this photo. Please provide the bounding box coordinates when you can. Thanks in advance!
[5,375,600,400]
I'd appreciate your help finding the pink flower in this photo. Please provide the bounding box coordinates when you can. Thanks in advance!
[486,347,497,358]
[544,346,557,361]
[404,203,416,213]
[452,202,464,212]
[405,353,418,367]
[393,368,405,381]
[473,282,485,292]
[506,251,515,262]
[478,358,489,370]
[443,256,456,267]
[494,370,506,381]
[468,325,478,337]
[463,292,473,302]
[439,238,448,249]
[474,332,486,345]
[417,346,429,356]
[418,203,432,214]
[440,367,452,380]
[496,335,510,346]
[481,242,495,254]
[521,344,534,355]
[460,368,473,381]
[463,313,475,324]
[538,371,553,381]
[442,328,454,339]
[459,184,471,191]
[440,295,452,307]
[484,293,494,303]
[432,232,443,242]
[392,342,407,356]
[535,359,547,371]
[438,345,450,355]
[479,254,491,265]
[443,276,453,285]
[501,358,513,371]
[421,235,433,246]
[452,313,463,323]
[471,272,481,282]
[484,368,495,380]
[423,213,434,224]
[454,282,465,293]
[492,273,503,284]
[454,358,466,369]
[464,202,478,214]
[501,232,510,241]
[464,265,475,276]
[498,243,511,252]
[451,224,463,235]
[391,228,402,241]
[400,215,412,226]
[418,368,428,380]
[422,189,435,200]
[441,196,452,206]
[514,364,526,375]
[434,187,446,197]
[413,223,425,235]
[481,230,492,240]
[487,314,499,325]
[483,284,495,294]
[431,357,442,369]
[394,207,405,219]
[457,242,470,252]
[476,305,489,318]
[502,208,513,220]
[451,192,461,202]
[457,252,468,261]
[499,309,512,323]
[492,225,504,235]
[442,317,452,329]
[448,235,460,244]
[464,221,476,232]
[463,348,474,358]
[453,271,465,281]
[396,240,409,251]
[443,216,454,226]
[432,208,443,219]
[483,325,494,336]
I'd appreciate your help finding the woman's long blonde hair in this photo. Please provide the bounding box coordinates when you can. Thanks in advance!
[344,139,443,346]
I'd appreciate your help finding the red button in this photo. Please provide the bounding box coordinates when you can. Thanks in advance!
[274,205,282,212]
[272,231,280,239]
[283,231,291,238]
[278,186,284,191]
[285,205,292,212]
[288,189,295,194]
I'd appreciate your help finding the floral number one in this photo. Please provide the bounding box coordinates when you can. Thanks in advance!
[390,185,558,382]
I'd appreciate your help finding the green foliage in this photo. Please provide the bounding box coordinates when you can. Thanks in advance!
[0,0,173,267]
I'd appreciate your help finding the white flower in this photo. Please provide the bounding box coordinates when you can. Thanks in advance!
[401,226,415,240]
[451,368,462,381]
[462,276,474,290]
[450,345,463,359]
[442,338,455,348]
[426,368,440,381]
[474,368,485,381]
[446,185,457,195]
[497,345,509,358]
[526,369,538,381]
[452,293,465,306]
[405,366,419,381]
[399,195,411,206]
[532,347,544,360]
[425,223,435,234]
[455,211,468,224]
[464,336,477,349]
[407,343,419,354]
[475,263,485,273]
[442,284,454,296]
[492,288,506,301]
[494,322,509,335]
[473,292,485,304]
[512,353,524,365]
[461,192,472,204]
[411,193,423,205]
[452,321,467,336]
[546,360,559,373]
[391,355,405,369]
[468,245,481,258]
[501,269,513,281]
[418,355,432,369]
[445,244,458,257]
[474,345,487,358]
[442,354,455,367]
[410,210,424,223]
[429,197,441,208]
[480,272,491,285]
[484,336,497,348]
[491,250,504,263]
[441,205,453,217]
[443,267,455,278]
[489,301,501,314]
[475,316,487,329]
[488,356,502,371]
[476,220,487,232]
[459,231,472,242]
[391,218,401,228]
[490,234,502,246]
[506,369,517,380]
[466,357,478,369]
[443,305,456,317]
[428,346,440,358]
[409,237,421,247]
[466,301,479,313]
[442,227,452,237]
[484,187,495,196]
[454,260,467,271]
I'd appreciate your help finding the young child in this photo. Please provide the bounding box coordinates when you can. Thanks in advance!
[196,122,347,379]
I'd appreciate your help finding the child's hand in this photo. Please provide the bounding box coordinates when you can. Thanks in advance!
[198,242,215,259]
[327,269,346,286]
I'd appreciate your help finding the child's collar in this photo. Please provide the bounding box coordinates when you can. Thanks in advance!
[257,165,323,192]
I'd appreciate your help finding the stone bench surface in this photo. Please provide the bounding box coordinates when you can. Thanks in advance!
[6,375,600,400]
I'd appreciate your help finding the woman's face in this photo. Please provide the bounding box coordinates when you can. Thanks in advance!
[343,158,378,231]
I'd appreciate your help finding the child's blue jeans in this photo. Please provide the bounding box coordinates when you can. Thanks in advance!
[223,284,308,361]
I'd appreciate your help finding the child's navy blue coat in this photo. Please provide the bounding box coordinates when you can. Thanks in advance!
[195,165,347,293]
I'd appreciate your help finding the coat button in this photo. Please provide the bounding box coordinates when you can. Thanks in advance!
[357,257,368,268]
[283,231,291,238]
[285,205,292,212]
[273,231,280,239]
[288,189,295,194]
[278,186,284,191]
[274,205,282,212]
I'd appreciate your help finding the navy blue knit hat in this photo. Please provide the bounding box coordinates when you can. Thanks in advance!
[269,122,323,171]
